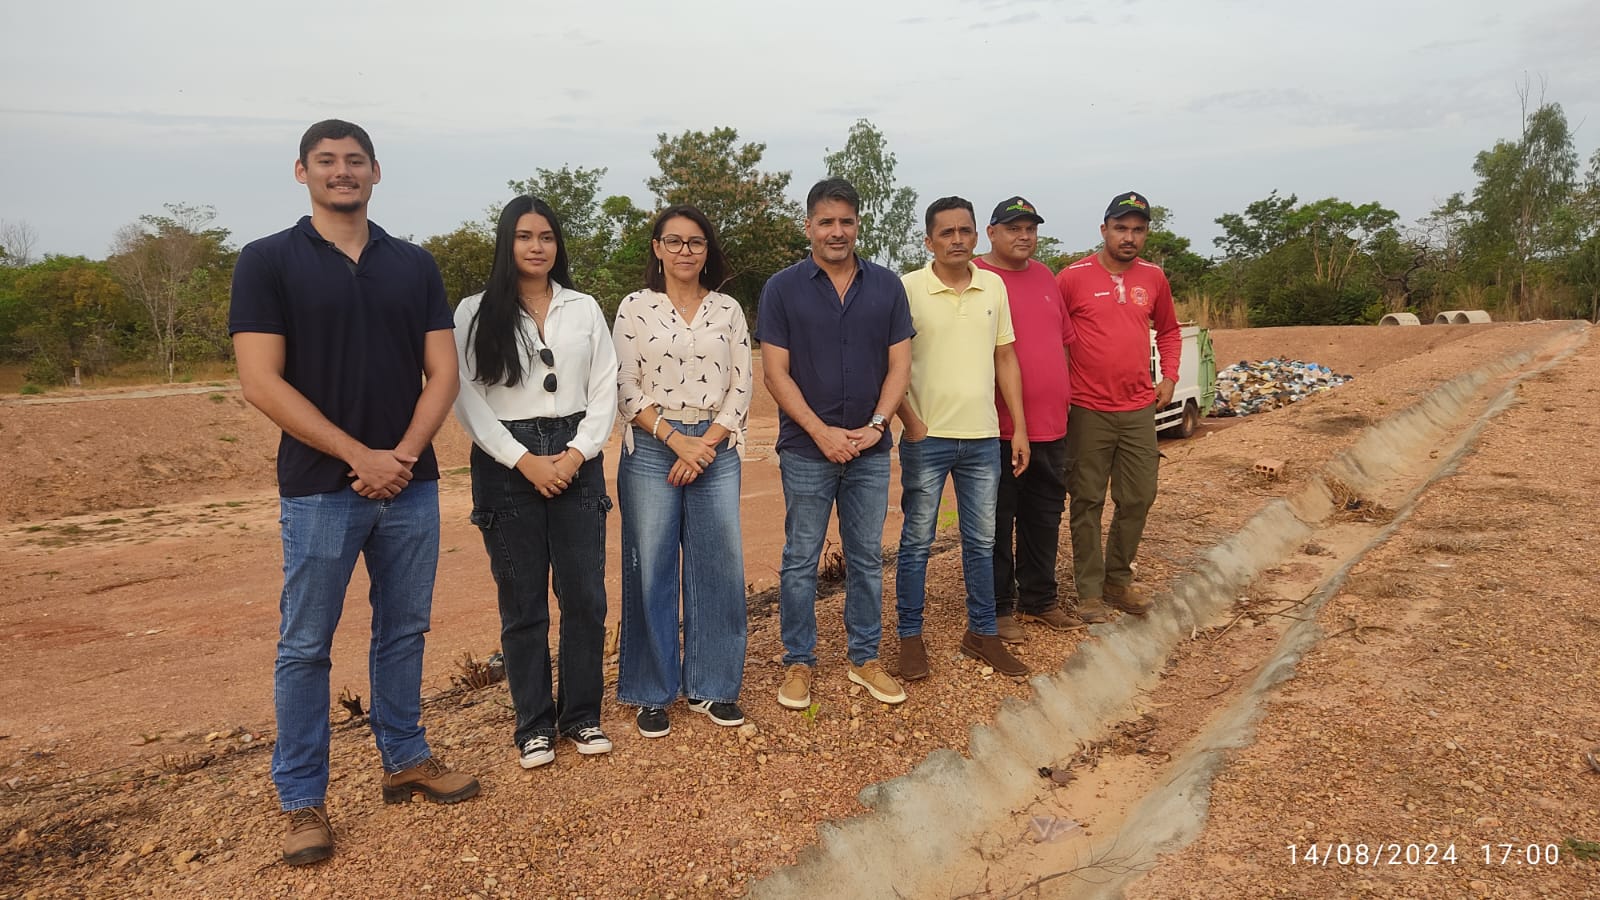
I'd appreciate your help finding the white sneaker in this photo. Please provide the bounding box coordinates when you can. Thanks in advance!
[518,735,555,769]
[566,725,613,755]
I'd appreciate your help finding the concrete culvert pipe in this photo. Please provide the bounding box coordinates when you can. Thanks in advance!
[1379,313,1421,326]
[1457,309,1492,324]
[1435,311,1462,324]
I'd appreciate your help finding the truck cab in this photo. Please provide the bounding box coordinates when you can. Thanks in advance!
[1150,324,1216,438]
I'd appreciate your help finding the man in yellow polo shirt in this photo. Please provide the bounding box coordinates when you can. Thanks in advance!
[894,196,1030,681]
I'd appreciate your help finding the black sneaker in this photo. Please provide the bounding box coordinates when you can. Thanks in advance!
[636,707,671,739]
[565,725,613,755]
[518,735,555,769]
[687,698,745,727]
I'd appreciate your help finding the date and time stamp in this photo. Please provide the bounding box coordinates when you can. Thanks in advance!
[1286,842,1568,867]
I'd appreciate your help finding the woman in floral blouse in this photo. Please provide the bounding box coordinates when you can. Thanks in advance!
[612,204,752,738]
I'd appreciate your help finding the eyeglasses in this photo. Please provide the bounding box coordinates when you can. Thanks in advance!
[658,235,707,254]
[537,346,557,392]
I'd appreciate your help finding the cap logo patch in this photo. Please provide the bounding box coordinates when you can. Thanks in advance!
[1118,196,1148,211]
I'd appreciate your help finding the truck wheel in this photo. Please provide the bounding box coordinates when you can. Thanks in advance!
[1178,401,1200,438]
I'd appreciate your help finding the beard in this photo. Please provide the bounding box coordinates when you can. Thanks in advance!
[328,198,364,214]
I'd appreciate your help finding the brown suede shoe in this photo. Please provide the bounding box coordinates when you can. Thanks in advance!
[282,806,333,866]
[996,613,1025,644]
[960,629,1030,676]
[897,635,930,681]
[1073,597,1113,624]
[1104,582,1153,615]
[1018,606,1084,630]
[381,757,481,805]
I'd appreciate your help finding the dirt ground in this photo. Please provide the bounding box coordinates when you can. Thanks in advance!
[2,322,1595,898]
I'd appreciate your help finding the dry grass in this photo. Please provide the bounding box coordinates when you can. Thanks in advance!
[1173,292,1249,329]
[1343,571,1423,599]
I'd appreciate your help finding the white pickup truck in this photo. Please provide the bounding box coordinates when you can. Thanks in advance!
[1150,324,1216,438]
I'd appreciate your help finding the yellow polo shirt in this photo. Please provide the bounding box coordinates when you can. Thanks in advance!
[901,262,1015,438]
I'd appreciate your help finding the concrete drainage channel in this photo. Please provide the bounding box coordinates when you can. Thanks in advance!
[750,323,1587,900]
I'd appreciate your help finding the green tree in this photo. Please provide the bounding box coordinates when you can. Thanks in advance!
[1456,97,1581,316]
[647,127,807,309]
[106,203,234,380]
[1214,190,1298,259]
[823,119,921,270]
[1142,206,1210,295]
[421,223,495,308]
[497,165,655,315]
[12,256,131,381]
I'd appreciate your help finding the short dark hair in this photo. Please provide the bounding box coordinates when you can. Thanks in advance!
[299,119,376,166]
[924,196,976,234]
[806,177,860,218]
[646,204,730,293]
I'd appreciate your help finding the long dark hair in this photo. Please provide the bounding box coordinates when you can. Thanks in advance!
[469,196,574,387]
[645,204,729,293]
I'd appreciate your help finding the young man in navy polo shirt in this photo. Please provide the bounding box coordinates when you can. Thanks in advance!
[756,177,914,709]
[230,119,479,866]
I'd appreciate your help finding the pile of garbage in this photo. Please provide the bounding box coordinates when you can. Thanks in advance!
[1211,358,1353,417]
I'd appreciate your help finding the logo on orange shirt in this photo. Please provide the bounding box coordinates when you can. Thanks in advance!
[1132,286,1149,306]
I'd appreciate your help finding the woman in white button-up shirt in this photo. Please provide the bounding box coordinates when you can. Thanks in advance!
[612,204,751,739]
[452,195,619,768]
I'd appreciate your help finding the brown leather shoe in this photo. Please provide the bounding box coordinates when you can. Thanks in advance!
[1073,597,1113,624]
[897,635,930,681]
[1104,582,1153,615]
[960,629,1030,677]
[1018,606,1084,630]
[996,613,1025,644]
[381,757,481,805]
[282,806,333,866]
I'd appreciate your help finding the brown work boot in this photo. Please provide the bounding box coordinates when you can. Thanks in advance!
[777,664,813,710]
[1072,597,1113,624]
[282,806,333,866]
[960,629,1030,676]
[847,659,907,705]
[896,635,930,681]
[1104,582,1153,615]
[381,757,480,805]
[996,612,1025,644]
[1019,606,1084,630]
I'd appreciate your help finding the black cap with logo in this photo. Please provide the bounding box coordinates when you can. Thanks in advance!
[1104,191,1152,221]
[990,196,1044,225]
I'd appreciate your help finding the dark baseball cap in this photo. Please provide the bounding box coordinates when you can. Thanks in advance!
[990,196,1044,225]
[1104,191,1151,221]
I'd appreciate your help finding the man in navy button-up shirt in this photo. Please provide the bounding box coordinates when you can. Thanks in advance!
[230,120,478,867]
[755,177,914,709]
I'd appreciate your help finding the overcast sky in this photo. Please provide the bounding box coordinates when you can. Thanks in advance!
[3,0,1597,264]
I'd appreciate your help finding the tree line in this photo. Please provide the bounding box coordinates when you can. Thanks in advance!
[3,94,1597,390]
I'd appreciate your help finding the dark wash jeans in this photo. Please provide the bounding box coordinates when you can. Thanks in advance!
[469,413,610,746]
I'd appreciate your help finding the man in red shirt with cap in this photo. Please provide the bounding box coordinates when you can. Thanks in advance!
[1055,191,1180,621]
[974,197,1081,642]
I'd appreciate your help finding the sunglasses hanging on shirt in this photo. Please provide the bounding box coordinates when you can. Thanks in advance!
[536,346,557,392]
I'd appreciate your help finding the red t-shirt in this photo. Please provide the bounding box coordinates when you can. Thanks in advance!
[1056,254,1180,412]
[975,257,1075,441]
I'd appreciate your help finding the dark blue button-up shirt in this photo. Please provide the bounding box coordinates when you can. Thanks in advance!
[753,254,914,459]
[229,217,454,496]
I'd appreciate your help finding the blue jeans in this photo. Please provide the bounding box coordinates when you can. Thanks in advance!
[273,479,439,812]
[469,414,609,746]
[895,436,1001,637]
[617,421,747,707]
[777,451,890,667]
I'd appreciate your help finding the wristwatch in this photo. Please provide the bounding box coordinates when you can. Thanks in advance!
[869,414,888,433]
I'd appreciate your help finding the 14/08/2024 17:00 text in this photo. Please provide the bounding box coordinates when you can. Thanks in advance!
[1286,844,1563,866]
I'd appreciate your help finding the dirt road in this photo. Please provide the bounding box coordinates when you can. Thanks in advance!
[3,323,1594,897]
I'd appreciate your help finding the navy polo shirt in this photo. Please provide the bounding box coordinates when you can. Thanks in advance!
[229,217,454,497]
[753,254,914,459]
